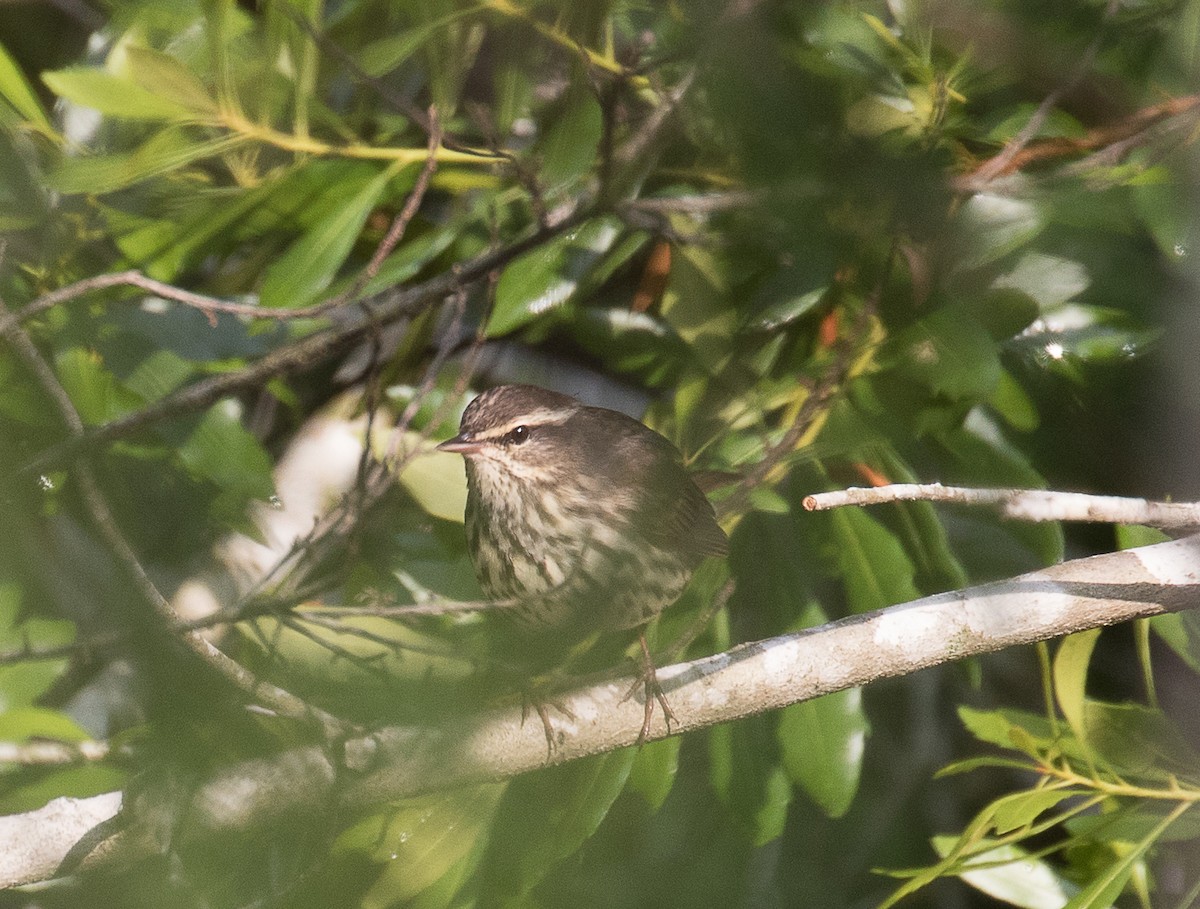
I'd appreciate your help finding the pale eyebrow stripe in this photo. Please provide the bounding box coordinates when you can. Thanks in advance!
[479,407,575,438]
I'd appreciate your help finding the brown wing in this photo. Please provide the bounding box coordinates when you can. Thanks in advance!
[580,408,728,564]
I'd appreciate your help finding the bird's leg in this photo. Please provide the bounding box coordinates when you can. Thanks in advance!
[520,688,576,756]
[623,632,675,744]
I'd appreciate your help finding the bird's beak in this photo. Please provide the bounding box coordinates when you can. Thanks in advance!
[436,434,484,455]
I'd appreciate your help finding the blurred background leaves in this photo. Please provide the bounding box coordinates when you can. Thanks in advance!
[1,0,1199,906]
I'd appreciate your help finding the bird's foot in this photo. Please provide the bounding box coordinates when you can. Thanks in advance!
[622,633,676,744]
[519,684,576,756]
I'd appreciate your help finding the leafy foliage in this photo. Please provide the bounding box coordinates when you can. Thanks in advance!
[0,0,1197,907]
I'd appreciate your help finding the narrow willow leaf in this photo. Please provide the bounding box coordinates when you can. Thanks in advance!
[1053,629,1101,752]
[48,130,247,194]
[356,6,478,77]
[260,162,404,308]
[122,46,217,114]
[1062,805,1187,909]
[42,67,198,121]
[991,788,1087,835]
[0,40,51,128]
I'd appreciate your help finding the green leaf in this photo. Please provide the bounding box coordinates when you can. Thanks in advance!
[122,46,217,114]
[326,223,460,299]
[709,716,793,846]
[1053,630,1100,751]
[336,786,504,908]
[993,252,1090,311]
[752,286,827,331]
[957,706,1091,764]
[0,582,74,709]
[1150,611,1200,675]
[54,347,139,425]
[122,349,195,403]
[260,162,404,308]
[954,192,1045,270]
[659,245,738,374]
[538,83,603,189]
[177,399,274,517]
[627,735,681,810]
[1081,701,1200,782]
[778,681,868,818]
[356,7,478,77]
[828,508,921,613]
[42,66,197,121]
[1066,803,1200,845]
[990,788,1087,835]
[989,368,1040,432]
[396,450,468,524]
[885,307,1002,400]
[931,836,1080,909]
[489,216,621,335]
[0,40,51,129]
[1062,805,1185,909]
[478,751,637,903]
[0,707,90,743]
[48,129,246,194]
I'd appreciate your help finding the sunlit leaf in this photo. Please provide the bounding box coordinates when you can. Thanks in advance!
[122,46,217,114]
[955,192,1045,270]
[336,786,504,908]
[42,66,198,120]
[396,450,468,524]
[0,40,50,129]
[931,836,1079,909]
[993,252,1090,310]
[1053,630,1100,752]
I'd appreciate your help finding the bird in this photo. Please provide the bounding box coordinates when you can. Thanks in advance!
[436,383,728,741]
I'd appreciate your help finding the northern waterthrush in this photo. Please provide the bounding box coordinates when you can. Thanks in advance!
[437,384,728,736]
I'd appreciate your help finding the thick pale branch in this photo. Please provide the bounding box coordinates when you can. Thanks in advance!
[5,534,1199,888]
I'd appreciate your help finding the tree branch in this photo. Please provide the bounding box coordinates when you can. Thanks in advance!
[803,484,1200,529]
[6,533,1199,889]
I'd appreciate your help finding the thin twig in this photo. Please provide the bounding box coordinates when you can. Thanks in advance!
[0,294,352,740]
[803,484,1200,529]
[968,0,1120,186]
[17,209,587,476]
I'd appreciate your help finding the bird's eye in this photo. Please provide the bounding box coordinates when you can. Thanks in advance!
[504,425,531,444]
